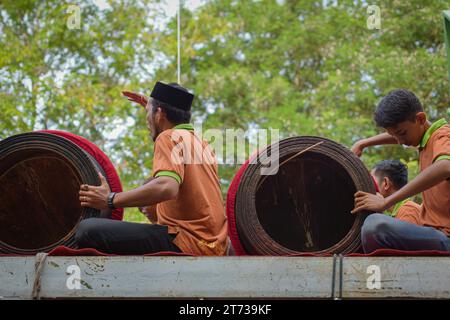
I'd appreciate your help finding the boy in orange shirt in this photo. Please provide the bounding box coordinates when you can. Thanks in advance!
[352,89,450,253]
[371,160,421,224]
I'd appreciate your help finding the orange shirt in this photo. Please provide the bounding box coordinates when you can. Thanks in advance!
[385,198,421,225]
[396,200,421,225]
[417,119,450,235]
[152,124,228,255]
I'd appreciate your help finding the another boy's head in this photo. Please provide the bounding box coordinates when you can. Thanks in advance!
[374,89,427,147]
[371,160,408,197]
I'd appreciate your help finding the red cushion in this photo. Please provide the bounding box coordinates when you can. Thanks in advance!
[47,245,193,256]
[285,248,450,257]
[371,175,380,193]
[1,246,448,257]
[38,130,124,220]
[346,248,450,257]
[226,159,251,255]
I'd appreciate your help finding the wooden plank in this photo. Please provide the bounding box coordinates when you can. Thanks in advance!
[341,257,450,299]
[0,256,334,299]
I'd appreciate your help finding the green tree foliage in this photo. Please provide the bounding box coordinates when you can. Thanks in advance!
[155,0,449,201]
[1,0,448,222]
[0,0,161,221]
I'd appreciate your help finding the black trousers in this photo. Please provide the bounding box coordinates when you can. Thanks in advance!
[75,218,182,255]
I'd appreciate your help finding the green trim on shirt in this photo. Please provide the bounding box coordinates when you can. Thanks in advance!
[173,123,194,131]
[155,170,182,184]
[385,198,409,217]
[419,118,448,148]
[434,155,450,162]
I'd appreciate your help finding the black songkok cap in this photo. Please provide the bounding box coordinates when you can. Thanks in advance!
[150,81,194,111]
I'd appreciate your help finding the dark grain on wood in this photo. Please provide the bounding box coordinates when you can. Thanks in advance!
[235,136,376,255]
[0,132,106,254]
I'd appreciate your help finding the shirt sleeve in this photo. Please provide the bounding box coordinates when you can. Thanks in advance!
[152,131,185,184]
[432,130,450,163]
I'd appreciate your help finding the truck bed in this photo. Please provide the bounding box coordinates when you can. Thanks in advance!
[1,255,449,299]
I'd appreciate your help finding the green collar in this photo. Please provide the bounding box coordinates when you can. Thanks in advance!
[419,118,448,148]
[385,198,409,217]
[173,123,194,131]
